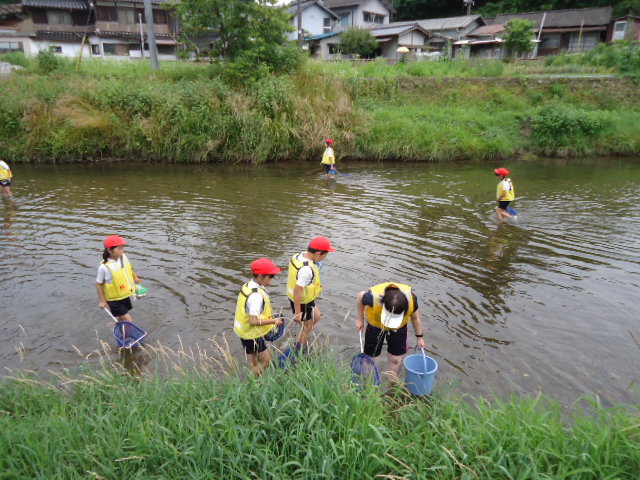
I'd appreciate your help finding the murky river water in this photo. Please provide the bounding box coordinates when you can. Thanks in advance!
[1,160,639,405]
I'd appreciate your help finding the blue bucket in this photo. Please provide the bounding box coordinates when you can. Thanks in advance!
[403,348,438,396]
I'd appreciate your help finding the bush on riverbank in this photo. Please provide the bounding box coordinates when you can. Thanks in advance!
[1,352,639,479]
[1,56,640,163]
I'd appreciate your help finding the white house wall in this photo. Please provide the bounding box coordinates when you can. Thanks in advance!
[32,40,92,58]
[288,4,334,40]
[398,30,427,48]
[356,0,391,27]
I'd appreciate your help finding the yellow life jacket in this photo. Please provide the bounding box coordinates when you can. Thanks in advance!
[321,147,334,165]
[0,161,11,181]
[365,282,415,330]
[233,283,276,340]
[102,255,135,301]
[286,253,322,304]
[497,178,515,201]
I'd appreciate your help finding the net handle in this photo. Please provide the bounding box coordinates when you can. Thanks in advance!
[359,329,364,354]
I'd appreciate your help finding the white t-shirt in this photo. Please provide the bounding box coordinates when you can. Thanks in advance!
[294,253,314,287]
[245,280,266,316]
[325,147,334,160]
[96,256,130,284]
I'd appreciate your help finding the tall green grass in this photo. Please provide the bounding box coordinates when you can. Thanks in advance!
[1,349,639,479]
[1,57,640,162]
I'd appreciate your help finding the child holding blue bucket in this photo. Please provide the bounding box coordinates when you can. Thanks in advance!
[355,282,425,382]
[234,258,285,376]
[96,235,142,324]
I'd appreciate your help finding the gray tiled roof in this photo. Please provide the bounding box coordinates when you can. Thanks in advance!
[0,3,23,16]
[489,7,612,28]
[286,1,339,19]
[417,15,482,31]
[323,0,395,15]
[22,0,91,9]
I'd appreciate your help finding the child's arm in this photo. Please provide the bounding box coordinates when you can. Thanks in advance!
[96,283,108,309]
[248,315,282,327]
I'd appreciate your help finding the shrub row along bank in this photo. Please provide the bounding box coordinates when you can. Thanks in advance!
[1,66,639,163]
[1,355,639,479]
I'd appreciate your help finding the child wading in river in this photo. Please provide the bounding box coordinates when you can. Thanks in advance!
[96,235,141,324]
[234,258,285,376]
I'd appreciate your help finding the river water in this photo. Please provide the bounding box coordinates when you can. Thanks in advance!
[1,160,639,406]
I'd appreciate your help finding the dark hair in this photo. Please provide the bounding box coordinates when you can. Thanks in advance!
[102,247,112,264]
[381,286,408,315]
[307,247,329,255]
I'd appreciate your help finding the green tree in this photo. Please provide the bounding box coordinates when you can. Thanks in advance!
[339,28,378,58]
[170,0,293,61]
[503,19,535,58]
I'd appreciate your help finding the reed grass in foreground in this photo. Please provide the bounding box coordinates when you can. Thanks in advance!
[1,348,639,480]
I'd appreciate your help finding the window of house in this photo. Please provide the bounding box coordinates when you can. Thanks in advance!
[49,45,62,53]
[103,43,117,55]
[31,9,48,24]
[541,35,560,48]
[118,8,136,25]
[323,17,331,33]
[153,10,168,24]
[340,14,349,26]
[363,12,384,24]
[157,44,175,55]
[96,7,117,22]
[613,21,627,41]
[72,10,92,26]
[328,43,340,54]
[91,44,100,55]
[0,41,23,53]
[47,10,72,25]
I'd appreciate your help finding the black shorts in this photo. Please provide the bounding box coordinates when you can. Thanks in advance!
[0,179,11,187]
[364,324,408,357]
[323,164,333,173]
[289,299,316,322]
[498,201,511,210]
[107,297,133,317]
[240,337,267,354]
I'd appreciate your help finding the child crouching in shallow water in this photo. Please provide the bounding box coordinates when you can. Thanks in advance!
[234,258,285,376]
[96,235,141,324]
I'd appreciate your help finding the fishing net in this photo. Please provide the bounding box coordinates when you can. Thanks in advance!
[278,347,297,371]
[264,315,285,342]
[114,321,147,349]
[351,353,380,387]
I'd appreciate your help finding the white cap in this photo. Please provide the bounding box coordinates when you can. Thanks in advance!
[381,307,404,329]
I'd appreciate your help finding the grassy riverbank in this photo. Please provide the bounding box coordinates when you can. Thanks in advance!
[1,54,640,163]
[1,352,639,479]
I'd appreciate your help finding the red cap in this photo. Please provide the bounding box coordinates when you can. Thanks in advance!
[309,236,336,252]
[104,235,127,249]
[494,167,510,177]
[326,138,333,145]
[251,258,282,275]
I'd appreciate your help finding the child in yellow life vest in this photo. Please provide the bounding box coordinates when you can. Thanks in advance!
[494,167,515,221]
[0,160,13,198]
[356,283,425,382]
[96,235,141,323]
[320,138,335,177]
[287,236,335,353]
[234,258,285,376]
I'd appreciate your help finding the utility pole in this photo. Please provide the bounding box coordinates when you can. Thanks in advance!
[297,0,303,47]
[138,12,145,59]
[143,0,159,69]
[463,0,473,16]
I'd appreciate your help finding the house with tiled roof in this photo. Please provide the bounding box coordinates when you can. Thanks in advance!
[0,0,179,60]
[456,6,613,59]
